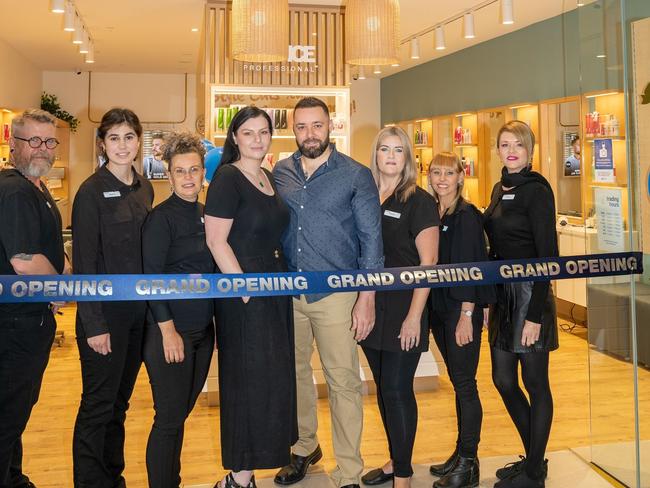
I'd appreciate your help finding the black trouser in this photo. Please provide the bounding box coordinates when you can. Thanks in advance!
[361,347,420,478]
[490,347,553,479]
[431,309,483,459]
[73,311,145,488]
[0,312,56,488]
[142,323,215,488]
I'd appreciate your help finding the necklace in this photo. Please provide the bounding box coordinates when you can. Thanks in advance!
[236,164,265,187]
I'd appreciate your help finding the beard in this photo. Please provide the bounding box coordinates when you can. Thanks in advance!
[297,136,330,159]
[15,153,54,178]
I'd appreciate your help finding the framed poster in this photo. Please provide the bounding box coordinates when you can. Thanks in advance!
[142,130,171,180]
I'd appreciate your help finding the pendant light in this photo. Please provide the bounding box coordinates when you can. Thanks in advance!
[435,25,446,50]
[231,0,289,62]
[346,0,400,66]
[410,38,420,59]
[501,0,514,25]
[463,12,475,39]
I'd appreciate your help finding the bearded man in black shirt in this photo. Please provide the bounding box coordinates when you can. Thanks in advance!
[0,109,68,488]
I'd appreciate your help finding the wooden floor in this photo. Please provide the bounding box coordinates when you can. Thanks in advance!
[20,306,650,487]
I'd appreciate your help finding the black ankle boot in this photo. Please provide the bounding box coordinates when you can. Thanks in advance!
[214,473,257,488]
[433,457,479,488]
[430,448,459,477]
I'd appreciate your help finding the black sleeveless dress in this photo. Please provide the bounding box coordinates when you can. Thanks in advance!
[205,164,297,470]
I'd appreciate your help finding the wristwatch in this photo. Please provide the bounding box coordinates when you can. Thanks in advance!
[461,309,473,317]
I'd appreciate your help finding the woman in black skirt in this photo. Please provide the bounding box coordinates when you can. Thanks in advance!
[484,120,558,488]
[205,106,297,488]
[427,152,495,488]
[360,126,439,488]
[142,132,215,488]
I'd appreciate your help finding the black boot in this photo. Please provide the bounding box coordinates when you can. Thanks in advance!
[214,473,257,488]
[493,469,544,488]
[433,457,479,488]
[430,448,459,477]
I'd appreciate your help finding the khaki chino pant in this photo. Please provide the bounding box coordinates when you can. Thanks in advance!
[292,292,363,487]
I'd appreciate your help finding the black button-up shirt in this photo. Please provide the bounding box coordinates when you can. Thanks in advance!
[0,169,64,316]
[273,145,383,302]
[72,165,154,337]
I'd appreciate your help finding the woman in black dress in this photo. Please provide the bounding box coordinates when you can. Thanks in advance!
[484,121,558,488]
[142,132,215,488]
[360,126,439,488]
[72,108,154,487]
[427,152,495,488]
[205,106,297,488]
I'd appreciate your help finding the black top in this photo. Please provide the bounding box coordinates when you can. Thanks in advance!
[483,177,558,323]
[204,164,289,264]
[72,165,154,337]
[0,169,64,316]
[361,187,439,353]
[142,193,215,331]
[430,199,496,311]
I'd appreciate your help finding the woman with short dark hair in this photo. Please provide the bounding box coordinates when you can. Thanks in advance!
[72,108,154,487]
[141,132,215,488]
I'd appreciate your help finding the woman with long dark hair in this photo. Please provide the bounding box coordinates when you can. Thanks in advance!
[484,120,558,488]
[205,106,297,488]
[72,108,154,487]
[427,151,495,488]
[141,132,215,488]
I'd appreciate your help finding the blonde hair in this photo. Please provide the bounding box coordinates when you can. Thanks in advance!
[497,120,535,164]
[429,151,465,214]
[370,126,417,203]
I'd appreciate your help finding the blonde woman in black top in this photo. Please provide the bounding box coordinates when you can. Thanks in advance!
[484,120,558,488]
[141,132,215,488]
[428,152,495,488]
[360,126,439,488]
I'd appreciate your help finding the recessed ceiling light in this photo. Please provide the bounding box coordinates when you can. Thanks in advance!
[597,54,606,58]
[191,27,199,32]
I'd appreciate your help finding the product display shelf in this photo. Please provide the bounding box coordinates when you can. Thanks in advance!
[208,85,350,169]
[0,108,16,169]
[412,118,433,190]
[452,112,481,206]
[580,90,628,228]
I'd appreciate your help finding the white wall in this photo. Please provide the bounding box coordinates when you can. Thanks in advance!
[0,38,41,108]
[349,78,381,166]
[42,71,197,205]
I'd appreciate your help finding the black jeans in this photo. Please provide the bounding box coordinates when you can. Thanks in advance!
[362,347,420,478]
[73,311,145,488]
[431,309,483,458]
[0,312,56,488]
[143,323,215,488]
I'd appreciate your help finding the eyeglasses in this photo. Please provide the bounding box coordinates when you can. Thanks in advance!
[14,136,60,149]
[172,166,203,177]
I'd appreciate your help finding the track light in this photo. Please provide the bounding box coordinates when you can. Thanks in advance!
[63,2,75,31]
[435,25,446,50]
[85,42,95,63]
[72,21,84,44]
[358,66,366,80]
[373,65,382,74]
[410,38,420,59]
[51,0,65,13]
[79,33,89,54]
[501,0,514,25]
[463,12,475,39]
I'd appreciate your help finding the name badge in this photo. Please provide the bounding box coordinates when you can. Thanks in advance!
[502,194,515,200]
[442,225,448,232]
[200,217,205,224]
[103,191,121,198]
[46,201,52,209]
[384,210,401,219]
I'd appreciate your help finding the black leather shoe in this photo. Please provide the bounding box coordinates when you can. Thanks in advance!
[274,445,323,485]
[493,469,544,488]
[433,456,479,488]
[495,457,548,481]
[430,448,459,477]
[361,467,394,486]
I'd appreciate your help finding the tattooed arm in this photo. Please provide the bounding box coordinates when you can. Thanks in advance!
[10,253,59,275]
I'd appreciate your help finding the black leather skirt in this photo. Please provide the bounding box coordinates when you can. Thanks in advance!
[488,281,558,353]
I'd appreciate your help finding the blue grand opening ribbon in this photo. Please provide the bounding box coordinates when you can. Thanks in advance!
[0,252,642,303]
